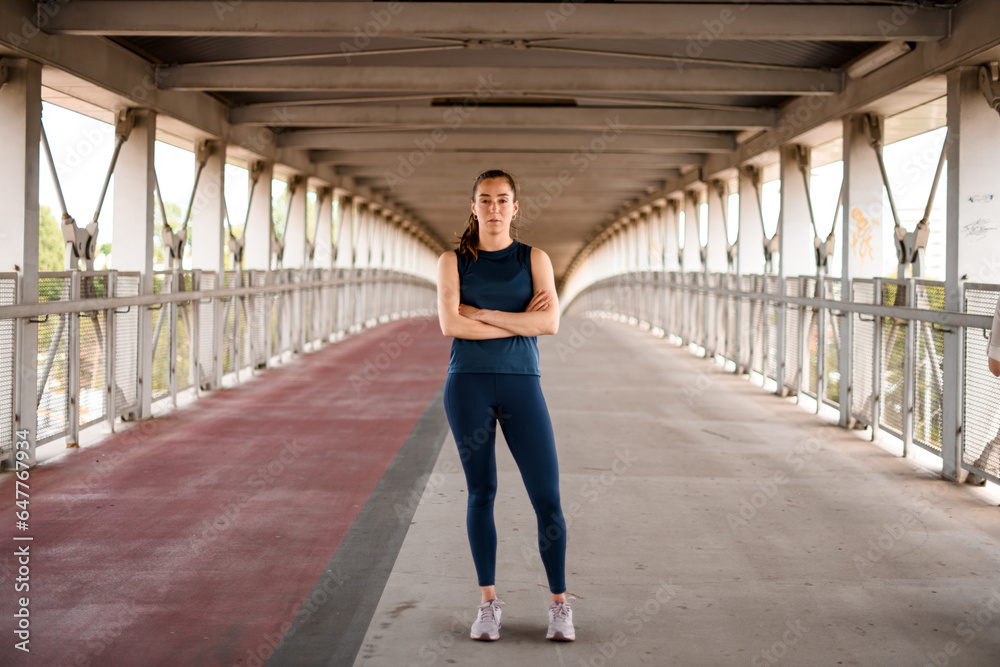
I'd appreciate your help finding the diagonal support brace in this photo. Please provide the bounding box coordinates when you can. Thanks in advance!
[980,62,1000,119]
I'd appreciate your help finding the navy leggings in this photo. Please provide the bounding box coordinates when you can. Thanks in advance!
[443,372,567,594]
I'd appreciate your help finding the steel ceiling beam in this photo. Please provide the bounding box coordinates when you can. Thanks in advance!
[282,129,736,153]
[158,65,844,96]
[230,104,777,130]
[313,150,705,168]
[45,2,951,41]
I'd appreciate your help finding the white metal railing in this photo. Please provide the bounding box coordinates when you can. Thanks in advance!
[565,271,1000,485]
[0,268,436,463]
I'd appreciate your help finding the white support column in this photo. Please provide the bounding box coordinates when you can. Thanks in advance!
[190,140,226,389]
[664,201,680,272]
[944,67,1000,481]
[243,161,274,271]
[780,145,816,278]
[112,109,156,420]
[706,181,729,274]
[842,115,885,281]
[315,188,334,273]
[282,176,307,269]
[738,167,766,275]
[682,191,702,273]
[0,59,42,468]
[840,115,885,427]
[191,140,226,274]
[776,145,816,394]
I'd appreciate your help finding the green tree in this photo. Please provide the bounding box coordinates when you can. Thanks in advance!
[38,205,66,271]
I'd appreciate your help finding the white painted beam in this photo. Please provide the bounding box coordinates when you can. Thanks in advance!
[45,2,950,41]
[159,65,844,96]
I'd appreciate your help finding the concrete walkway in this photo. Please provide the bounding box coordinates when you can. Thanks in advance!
[355,316,1000,667]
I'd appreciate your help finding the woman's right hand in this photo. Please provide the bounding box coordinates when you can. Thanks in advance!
[526,289,551,312]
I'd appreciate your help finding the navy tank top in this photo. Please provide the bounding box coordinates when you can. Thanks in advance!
[448,240,540,375]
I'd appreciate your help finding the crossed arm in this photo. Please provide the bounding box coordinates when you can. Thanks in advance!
[437,248,560,340]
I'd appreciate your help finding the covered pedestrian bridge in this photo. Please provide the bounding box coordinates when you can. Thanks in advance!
[3,1,1000,665]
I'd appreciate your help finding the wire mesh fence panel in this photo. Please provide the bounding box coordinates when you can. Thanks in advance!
[784,277,801,394]
[913,282,946,453]
[80,273,108,427]
[113,273,140,418]
[0,275,17,455]
[151,272,172,403]
[879,280,907,439]
[705,273,719,356]
[823,278,842,408]
[36,274,71,444]
[221,272,238,375]
[802,277,820,400]
[764,275,780,383]
[175,271,195,394]
[238,273,253,371]
[197,272,216,387]
[739,275,756,371]
[851,279,876,427]
[724,274,738,364]
[963,286,1000,481]
[251,271,268,368]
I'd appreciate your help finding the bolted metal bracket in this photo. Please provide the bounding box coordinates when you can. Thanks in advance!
[763,230,780,271]
[195,138,215,166]
[115,107,136,143]
[61,213,98,264]
[162,224,187,264]
[980,62,1000,118]
[815,232,836,272]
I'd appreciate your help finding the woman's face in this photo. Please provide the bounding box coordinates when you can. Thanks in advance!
[472,178,518,238]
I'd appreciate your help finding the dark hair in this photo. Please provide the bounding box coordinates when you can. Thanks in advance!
[456,169,519,261]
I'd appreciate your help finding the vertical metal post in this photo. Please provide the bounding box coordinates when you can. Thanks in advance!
[67,271,80,446]
[872,277,884,443]
[104,270,117,432]
[169,270,179,407]
[902,277,916,454]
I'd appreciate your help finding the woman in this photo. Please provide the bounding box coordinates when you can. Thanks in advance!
[436,169,574,642]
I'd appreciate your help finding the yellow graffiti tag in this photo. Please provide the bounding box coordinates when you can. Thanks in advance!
[850,207,880,272]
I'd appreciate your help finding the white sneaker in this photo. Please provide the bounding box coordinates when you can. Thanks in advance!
[546,600,575,641]
[471,599,504,641]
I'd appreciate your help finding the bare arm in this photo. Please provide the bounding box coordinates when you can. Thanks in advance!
[459,247,560,337]
[437,251,516,340]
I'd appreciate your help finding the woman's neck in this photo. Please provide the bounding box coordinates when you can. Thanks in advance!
[478,233,514,253]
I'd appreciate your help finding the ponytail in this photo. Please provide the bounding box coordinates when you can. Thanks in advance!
[457,213,481,261]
